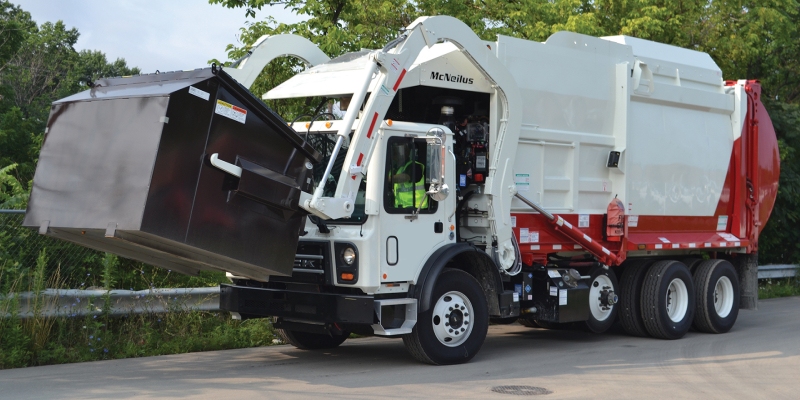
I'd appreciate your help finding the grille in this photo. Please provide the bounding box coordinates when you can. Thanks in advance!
[293,241,328,274]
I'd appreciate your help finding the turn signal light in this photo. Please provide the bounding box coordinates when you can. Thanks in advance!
[638,244,646,250]
[325,121,333,128]
[341,272,355,281]
[386,119,393,126]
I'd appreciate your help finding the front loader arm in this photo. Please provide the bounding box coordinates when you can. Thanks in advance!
[306,17,522,272]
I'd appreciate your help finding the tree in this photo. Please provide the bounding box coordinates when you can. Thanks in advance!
[0,10,139,184]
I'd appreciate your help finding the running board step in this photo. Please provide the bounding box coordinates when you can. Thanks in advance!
[372,298,417,336]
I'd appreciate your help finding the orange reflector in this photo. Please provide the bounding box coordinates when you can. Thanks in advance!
[382,273,388,280]
[341,272,354,281]
[450,225,455,231]
[305,122,310,128]
[638,244,646,250]
[386,119,393,126]
[325,121,332,128]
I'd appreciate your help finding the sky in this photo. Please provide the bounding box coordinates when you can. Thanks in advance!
[14,0,304,73]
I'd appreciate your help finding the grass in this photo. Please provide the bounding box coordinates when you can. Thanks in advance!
[759,275,800,299]
[0,251,279,370]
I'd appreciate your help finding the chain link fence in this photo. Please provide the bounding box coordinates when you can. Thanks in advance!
[1,209,109,290]
[1,209,229,294]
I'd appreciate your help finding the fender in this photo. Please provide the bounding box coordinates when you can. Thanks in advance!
[411,243,504,313]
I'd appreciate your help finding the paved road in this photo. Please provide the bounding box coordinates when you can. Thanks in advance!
[2,296,799,399]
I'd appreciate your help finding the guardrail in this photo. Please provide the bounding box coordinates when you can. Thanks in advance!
[758,264,798,279]
[3,287,220,319]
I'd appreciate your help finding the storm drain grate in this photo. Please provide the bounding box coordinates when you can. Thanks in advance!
[491,385,552,396]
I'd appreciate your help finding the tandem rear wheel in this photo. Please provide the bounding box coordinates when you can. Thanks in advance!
[618,258,741,339]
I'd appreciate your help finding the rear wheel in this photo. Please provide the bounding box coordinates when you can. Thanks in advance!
[277,329,349,350]
[619,260,653,337]
[681,258,704,273]
[584,267,619,333]
[641,260,695,340]
[693,259,740,333]
[403,269,488,365]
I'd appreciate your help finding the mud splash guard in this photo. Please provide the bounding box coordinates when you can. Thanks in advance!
[24,67,320,281]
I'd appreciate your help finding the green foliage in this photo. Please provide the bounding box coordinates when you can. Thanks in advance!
[759,101,800,263]
[0,5,140,183]
[759,275,800,299]
[0,309,277,369]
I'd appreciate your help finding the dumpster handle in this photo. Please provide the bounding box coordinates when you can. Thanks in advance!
[209,153,242,178]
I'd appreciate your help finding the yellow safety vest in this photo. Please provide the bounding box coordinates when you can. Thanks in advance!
[394,161,428,209]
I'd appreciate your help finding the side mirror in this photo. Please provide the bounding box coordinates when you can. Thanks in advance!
[426,127,449,202]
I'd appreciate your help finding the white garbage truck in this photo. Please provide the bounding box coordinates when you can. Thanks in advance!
[25,16,780,364]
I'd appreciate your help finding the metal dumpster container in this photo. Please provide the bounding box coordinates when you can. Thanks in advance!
[24,67,320,281]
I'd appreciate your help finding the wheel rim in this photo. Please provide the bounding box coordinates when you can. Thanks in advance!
[589,274,616,321]
[665,278,689,322]
[713,276,734,318]
[431,290,474,347]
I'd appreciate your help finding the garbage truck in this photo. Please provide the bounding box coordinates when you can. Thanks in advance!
[24,16,780,365]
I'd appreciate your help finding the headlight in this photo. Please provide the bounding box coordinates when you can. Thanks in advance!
[342,247,356,265]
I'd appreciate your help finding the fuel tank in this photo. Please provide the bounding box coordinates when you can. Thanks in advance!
[24,67,320,281]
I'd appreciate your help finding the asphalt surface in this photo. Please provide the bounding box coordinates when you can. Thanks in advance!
[1,296,798,399]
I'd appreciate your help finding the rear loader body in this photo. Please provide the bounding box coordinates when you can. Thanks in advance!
[26,16,779,364]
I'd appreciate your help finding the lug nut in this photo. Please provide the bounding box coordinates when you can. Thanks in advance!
[461,328,465,332]
[445,314,450,318]
[445,322,449,326]
[449,307,453,311]
[449,329,453,333]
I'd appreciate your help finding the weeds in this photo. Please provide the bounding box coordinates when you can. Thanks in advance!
[759,274,800,299]
[0,250,277,369]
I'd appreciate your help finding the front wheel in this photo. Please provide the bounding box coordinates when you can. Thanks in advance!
[403,269,489,365]
[276,329,349,350]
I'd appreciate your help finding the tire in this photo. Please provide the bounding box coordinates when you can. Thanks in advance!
[641,260,695,340]
[618,259,653,337]
[403,269,489,365]
[681,258,704,273]
[276,329,349,350]
[692,259,740,333]
[584,267,620,333]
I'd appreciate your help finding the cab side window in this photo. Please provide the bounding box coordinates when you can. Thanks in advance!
[384,137,437,214]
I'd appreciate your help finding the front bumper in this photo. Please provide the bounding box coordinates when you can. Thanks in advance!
[219,284,375,324]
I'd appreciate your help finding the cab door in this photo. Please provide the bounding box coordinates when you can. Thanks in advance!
[380,135,451,283]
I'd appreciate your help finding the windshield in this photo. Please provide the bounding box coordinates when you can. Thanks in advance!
[306,131,367,224]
